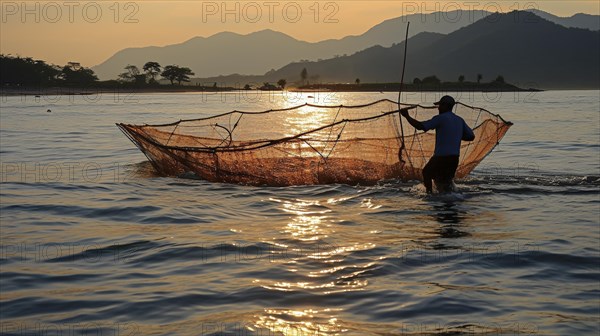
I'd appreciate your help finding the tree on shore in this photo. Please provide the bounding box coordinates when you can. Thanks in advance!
[422,75,441,85]
[458,75,465,83]
[413,77,421,84]
[277,79,287,89]
[143,62,162,83]
[259,82,278,90]
[61,65,98,86]
[160,65,177,85]
[175,67,194,85]
[494,75,505,83]
[161,66,178,85]
[161,65,194,85]
[118,65,146,84]
[300,68,308,85]
[355,78,360,85]
[477,73,483,84]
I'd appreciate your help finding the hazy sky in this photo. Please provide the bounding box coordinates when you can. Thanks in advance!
[1,1,598,67]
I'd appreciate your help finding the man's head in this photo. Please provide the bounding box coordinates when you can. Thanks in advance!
[434,95,455,113]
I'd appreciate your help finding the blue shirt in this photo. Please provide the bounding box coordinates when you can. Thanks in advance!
[422,111,475,156]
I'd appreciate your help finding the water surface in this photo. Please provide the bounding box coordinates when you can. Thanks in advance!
[1,90,599,335]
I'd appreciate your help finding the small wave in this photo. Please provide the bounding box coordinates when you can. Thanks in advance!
[467,173,600,187]
[125,161,160,178]
[1,203,165,224]
[45,240,161,264]
[0,272,100,292]
[128,242,278,266]
[1,297,121,319]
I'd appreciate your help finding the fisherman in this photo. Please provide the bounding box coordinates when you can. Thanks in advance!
[400,95,475,193]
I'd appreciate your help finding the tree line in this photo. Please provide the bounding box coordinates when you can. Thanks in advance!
[0,54,98,86]
[412,74,505,85]
[118,62,195,85]
[0,55,198,87]
[1,55,506,90]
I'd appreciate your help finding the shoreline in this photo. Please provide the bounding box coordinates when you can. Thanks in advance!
[0,86,240,96]
[290,88,544,93]
[292,82,544,93]
[10,86,600,97]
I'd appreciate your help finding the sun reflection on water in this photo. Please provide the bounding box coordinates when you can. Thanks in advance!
[270,198,333,242]
[252,197,381,335]
[254,308,346,336]
[281,104,344,159]
[284,105,332,137]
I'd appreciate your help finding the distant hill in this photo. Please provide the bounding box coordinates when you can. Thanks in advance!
[203,11,598,89]
[527,9,600,30]
[91,9,599,80]
[186,31,445,87]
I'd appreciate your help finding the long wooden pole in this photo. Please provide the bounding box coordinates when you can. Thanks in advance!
[398,22,410,107]
[398,22,410,167]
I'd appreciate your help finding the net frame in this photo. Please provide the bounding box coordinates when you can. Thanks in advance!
[117,99,512,186]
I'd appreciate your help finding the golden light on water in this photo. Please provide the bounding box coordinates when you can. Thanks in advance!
[281,104,344,158]
[286,215,328,241]
[284,105,331,136]
[271,198,332,242]
[250,197,381,335]
[254,308,346,336]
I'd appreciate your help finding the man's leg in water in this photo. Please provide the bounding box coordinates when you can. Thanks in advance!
[434,156,460,193]
[422,157,436,193]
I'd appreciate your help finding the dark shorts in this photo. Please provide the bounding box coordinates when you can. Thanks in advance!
[423,155,459,182]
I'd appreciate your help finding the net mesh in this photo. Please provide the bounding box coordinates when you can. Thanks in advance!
[117,99,512,186]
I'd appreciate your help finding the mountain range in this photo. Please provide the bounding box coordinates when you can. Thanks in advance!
[191,11,600,89]
[91,9,600,84]
[528,9,600,30]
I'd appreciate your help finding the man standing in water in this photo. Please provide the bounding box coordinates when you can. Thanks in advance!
[400,95,475,193]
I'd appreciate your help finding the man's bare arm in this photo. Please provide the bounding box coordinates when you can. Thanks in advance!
[400,108,425,131]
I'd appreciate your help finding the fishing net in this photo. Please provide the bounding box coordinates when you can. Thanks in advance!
[117,99,511,186]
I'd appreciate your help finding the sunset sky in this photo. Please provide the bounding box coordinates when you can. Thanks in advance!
[2,0,599,67]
